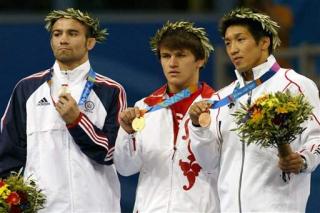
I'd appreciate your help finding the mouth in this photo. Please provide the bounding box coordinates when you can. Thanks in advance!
[168,71,180,76]
[169,70,179,74]
[58,47,71,51]
[232,57,242,65]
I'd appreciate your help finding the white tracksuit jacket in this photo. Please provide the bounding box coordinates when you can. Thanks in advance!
[114,83,220,213]
[0,61,127,212]
[189,55,320,212]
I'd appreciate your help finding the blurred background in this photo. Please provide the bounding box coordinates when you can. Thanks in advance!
[1,0,319,212]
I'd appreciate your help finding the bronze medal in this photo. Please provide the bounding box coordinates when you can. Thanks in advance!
[198,112,211,128]
[59,85,70,96]
[132,117,145,131]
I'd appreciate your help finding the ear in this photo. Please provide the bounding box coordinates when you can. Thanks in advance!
[260,36,271,51]
[86,38,96,51]
[196,59,205,70]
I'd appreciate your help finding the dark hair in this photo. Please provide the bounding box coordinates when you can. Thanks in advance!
[219,17,273,54]
[156,29,205,62]
[45,8,107,43]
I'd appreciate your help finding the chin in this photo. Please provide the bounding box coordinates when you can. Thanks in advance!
[56,56,74,63]
[167,77,179,83]
[235,65,248,73]
[237,68,246,73]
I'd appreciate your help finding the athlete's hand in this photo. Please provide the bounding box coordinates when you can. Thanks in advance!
[189,101,211,126]
[119,107,141,134]
[278,153,305,174]
[55,93,80,125]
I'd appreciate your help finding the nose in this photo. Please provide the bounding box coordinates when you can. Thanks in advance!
[229,41,239,55]
[59,33,69,45]
[169,56,178,67]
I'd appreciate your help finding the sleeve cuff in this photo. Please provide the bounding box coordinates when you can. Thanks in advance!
[67,112,83,129]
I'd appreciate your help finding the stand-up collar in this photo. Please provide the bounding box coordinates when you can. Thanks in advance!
[52,60,91,86]
[51,61,91,101]
[234,55,276,86]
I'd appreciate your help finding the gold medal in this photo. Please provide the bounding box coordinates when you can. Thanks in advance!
[198,112,211,128]
[132,117,145,131]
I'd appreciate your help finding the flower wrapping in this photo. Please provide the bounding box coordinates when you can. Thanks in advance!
[0,170,46,213]
[232,91,313,150]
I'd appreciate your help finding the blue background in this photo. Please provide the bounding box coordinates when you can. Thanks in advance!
[1,8,320,212]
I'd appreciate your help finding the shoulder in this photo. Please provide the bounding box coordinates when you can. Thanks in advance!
[95,73,126,93]
[93,73,127,111]
[6,69,50,104]
[201,82,216,98]
[142,84,167,107]
[134,98,148,108]
[14,69,51,93]
[281,69,319,92]
[216,81,237,97]
[18,69,51,86]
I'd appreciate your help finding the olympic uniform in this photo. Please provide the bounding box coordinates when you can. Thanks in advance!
[114,83,220,213]
[189,55,320,212]
[0,61,126,212]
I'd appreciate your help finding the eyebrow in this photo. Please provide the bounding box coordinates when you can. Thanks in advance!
[52,29,79,33]
[224,32,244,40]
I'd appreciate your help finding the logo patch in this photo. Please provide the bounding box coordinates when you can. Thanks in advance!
[84,101,95,113]
[37,97,50,106]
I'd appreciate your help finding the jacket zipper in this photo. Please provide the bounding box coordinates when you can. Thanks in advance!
[167,146,176,212]
[238,141,245,213]
[217,121,223,170]
[168,110,178,212]
[172,146,177,160]
[238,93,252,212]
[66,132,74,212]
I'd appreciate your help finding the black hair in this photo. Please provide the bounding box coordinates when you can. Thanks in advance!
[219,16,273,54]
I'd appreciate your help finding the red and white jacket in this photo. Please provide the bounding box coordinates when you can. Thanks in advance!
[190,55,320,212]
[114,83,220,213]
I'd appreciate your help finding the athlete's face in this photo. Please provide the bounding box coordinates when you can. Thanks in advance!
[50,18,96,70]
[224,25,270,73]
[160,47,204,93]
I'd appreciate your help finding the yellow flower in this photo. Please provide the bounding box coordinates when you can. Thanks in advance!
[276,106,288,114]
[0,184,8,195]
[250,108,264,123]
[0,184,10,199]
[263,97,279,108]
[285,101,298,112]
[255,94,268,105]
[2,189,11,199]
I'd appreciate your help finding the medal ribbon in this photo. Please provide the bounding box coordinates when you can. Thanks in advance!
[78,68,96,106]
[143,85,198,114]
[209,62,280,109]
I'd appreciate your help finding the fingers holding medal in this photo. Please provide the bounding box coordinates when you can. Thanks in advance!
[59,84,70,96]
[132,108,146,132]
[132,116,145,132]
[189,100,212,127]
[198,111,211,128]
[119,107,146,134]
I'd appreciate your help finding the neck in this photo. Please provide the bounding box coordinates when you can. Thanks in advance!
[57,59,88,71]
[58,63,80,71]
[167,83,198,94]
[241,70,254,81]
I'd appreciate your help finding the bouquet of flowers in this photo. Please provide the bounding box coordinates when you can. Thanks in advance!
[0,170,46,213]
[232,91,313,156]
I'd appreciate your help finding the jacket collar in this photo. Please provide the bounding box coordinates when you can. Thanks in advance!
[234,55,277,87]
[52,60,91,86]
[144,82,215,107]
